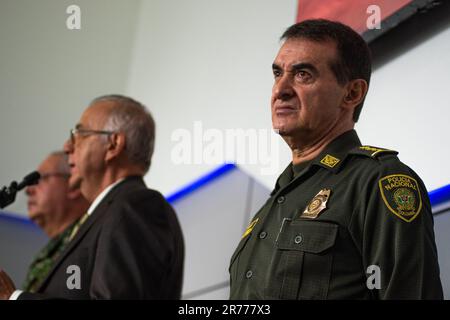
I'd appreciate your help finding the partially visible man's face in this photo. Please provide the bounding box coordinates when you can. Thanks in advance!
[66,102,111,200]
[271,38,348,140]
[26,155,69,236]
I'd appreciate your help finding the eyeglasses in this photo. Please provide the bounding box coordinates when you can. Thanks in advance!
[70,128,116,145]
[39,173,71,182]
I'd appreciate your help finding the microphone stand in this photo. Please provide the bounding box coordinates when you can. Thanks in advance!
[0,171,40,209]
[0,181,19,209]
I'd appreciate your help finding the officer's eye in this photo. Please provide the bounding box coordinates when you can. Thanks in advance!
[295,70,312,83]
[273,69,282,78]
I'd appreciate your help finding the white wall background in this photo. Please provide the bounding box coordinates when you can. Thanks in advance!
[358,25,450,191]
[127,0,297,196]
[0,0,141,216]
[126,0,450,196]
[0,0,449,299]
[171,167,270,299]
[2,0,448,217]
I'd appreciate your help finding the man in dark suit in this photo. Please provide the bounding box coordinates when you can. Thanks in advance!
[0,95,184,299]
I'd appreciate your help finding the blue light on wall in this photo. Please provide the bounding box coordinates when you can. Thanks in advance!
[1,164,450,225]
[429,183,450,207]
[165,163,237,204]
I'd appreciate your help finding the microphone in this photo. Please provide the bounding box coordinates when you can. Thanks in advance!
[0,171,41,209]
[16,171,41,191]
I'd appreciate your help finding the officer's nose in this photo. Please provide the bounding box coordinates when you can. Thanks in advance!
[272,74,295,101]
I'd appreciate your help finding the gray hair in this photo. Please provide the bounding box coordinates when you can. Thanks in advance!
[91,94,155,173]
[49,151,70,175]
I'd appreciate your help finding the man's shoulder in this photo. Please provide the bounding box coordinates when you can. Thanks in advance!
[121,185,167,204]
[347,145,407,170]
[348,145,399,160]
[346,145,427,188]
[102,185,178,233]
[112,177,166,201]
[113,181,173,213]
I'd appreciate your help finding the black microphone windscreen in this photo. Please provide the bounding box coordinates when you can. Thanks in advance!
[17,171,41,190]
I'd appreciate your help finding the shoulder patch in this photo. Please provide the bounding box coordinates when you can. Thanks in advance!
[378,174,422,222]
[351,145,398,158]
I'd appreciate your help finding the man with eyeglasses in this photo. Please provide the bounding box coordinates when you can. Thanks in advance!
[0,151,89,295]
[21,151,90,293]
[0,94,184,300]
[26,151,88,239]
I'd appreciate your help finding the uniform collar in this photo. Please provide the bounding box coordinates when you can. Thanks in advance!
[271,130,361,195]
[311,129,361,173]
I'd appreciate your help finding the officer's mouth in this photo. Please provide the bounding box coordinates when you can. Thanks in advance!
[274,104,298,116]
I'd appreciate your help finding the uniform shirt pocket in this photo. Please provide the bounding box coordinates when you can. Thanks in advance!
[265,218,338,299]
[276,219,338,253]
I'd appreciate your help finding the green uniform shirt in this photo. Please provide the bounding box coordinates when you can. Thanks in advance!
[229,130,443,299]
[22,220,78,293]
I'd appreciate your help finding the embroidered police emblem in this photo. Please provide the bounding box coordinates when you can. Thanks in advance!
[241,218,259,239]
[378,174,422,222]
[301,188,331,219]
[320,155,340,168]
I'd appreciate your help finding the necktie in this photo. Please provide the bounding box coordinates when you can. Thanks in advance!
[68,213,89,242]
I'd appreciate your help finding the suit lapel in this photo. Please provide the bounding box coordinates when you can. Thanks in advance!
[36,179,133,291]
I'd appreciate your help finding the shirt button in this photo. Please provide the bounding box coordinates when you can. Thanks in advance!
[277,196,285,204]
[246,270,253,279]
[259,231,267,239]
[294,235,303,244]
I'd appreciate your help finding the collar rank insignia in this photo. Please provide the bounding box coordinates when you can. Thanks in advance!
[320,154,340,168]
[378,174,422,222]
[301,189,331,219]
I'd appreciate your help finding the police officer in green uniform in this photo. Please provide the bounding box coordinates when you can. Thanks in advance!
[229,19,443,299]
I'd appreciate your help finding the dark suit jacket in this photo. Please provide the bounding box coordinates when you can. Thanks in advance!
[19,176,184,299]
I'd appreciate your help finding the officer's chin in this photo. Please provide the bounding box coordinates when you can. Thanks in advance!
[272,122,293,137]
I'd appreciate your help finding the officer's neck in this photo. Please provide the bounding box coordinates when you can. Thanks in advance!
[287,125,354,166]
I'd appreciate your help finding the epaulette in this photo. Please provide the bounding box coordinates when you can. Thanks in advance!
[349,145,398,159]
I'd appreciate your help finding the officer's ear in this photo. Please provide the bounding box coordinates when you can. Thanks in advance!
[342,79,368,111]
[105,132,126,163]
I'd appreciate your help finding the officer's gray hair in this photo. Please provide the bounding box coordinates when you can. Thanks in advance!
[91,94,155,173]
